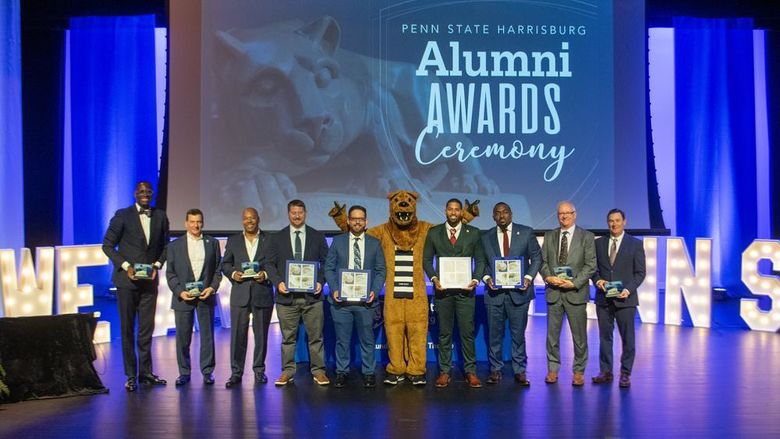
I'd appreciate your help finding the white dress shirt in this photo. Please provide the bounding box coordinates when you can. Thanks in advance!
[348,232,366,270]
[187,233,205,281]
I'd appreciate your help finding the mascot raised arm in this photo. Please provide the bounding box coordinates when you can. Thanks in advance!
[329,191,479,385]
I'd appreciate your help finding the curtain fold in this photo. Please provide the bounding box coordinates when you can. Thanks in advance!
[674,17,757,296]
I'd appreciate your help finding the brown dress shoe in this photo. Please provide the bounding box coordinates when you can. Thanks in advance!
[465,373,482,388]
[514,373,530,387]
[274,372,295,386]
[572,372,585,386]
[486,371,502,384]
[592,371,614,384]
[435,373,451,388]
[313,373,330,386]
[544,371,558,384]
[619,374,631,388]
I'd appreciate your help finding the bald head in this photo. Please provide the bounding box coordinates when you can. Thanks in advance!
[242,207,260,235]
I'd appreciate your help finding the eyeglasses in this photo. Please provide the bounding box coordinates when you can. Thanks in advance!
[558,211,575,216]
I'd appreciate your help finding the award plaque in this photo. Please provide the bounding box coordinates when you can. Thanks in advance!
[605,280,624,298]
[185,281,204,297]
[493,257,525,289]
[133,263,153,279]
[241,261,260,279]
[554,266,573,280]
[338,269,370,302]
[286,260,318,293]
[438,257,472,289]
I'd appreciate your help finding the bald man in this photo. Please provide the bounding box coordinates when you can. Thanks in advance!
[222,208,275,387]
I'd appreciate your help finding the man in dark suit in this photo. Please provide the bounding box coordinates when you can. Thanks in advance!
[324,205,386,388]
[222,207,275,388]
[591,209,646,388]
[165,208,222,386]
[423,198,486,388]
[481,202,542,387]
[265,199,330,386]
[540,200,596,386]
[102,181,170,391]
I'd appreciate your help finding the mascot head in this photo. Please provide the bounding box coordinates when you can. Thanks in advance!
[388,190,418,228]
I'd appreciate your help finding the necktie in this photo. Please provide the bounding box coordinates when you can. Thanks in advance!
[559,231,569,265]
[294,231,303,260]
[353,237,362,269]
[502,228,510,257]
[139,208,152,217]
[609,238,617,266]
[449,228,457,245]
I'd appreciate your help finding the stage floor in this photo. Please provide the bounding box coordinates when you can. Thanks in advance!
[1,317,778,438]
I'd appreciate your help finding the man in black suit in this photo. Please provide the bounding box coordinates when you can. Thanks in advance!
[481,202,542,387]
[423,198,486,388]
[166,208,223,386]
[222,207,275,388]
[591,209,646,388]
[265,200,330,386]
[102,181,170,391]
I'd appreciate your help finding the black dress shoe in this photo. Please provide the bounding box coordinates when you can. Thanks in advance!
[175,375,191,386]
[254,372,268,385]
[363,374,377,388]
[225,376,242,388]
[334,373,348,388]
[139,374,167,386]
[203,374,215,385]
[125,377,138,392]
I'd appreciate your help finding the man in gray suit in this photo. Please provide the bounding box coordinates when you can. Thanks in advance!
[166,208,223,386]
[481,202,542,387]
[540,201,596,386]
[591,209,646,388]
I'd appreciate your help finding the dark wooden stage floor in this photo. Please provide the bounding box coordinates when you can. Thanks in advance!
[1,317,779,438]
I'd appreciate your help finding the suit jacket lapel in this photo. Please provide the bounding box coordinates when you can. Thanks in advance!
[281,227,293,260]
[489,227,502,258]
[552,229,561,264]
[509,223,522,256]
[182,238,195,281]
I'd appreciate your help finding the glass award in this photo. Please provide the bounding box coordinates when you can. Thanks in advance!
[554,266,573,280]
[185,281,204,297]
[493,257,525,289]
[438,257,473,289]
[241,261,260,279]
[338,269,370,302]
[133,263,153,279]
[286,260,318,293]
[605,280,624,298]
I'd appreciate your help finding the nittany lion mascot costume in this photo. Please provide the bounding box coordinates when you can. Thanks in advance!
[331,191,478,384]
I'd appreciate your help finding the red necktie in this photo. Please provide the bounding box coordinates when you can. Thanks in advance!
[502,228,510,257]
[449,228,457,245]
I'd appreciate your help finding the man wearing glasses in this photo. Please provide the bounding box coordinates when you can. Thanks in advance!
[324,206,386,388]
[539,201,596,386]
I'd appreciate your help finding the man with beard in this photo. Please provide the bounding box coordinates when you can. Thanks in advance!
[222,208,275,388]
[423,199,486,388]
[324,205,386,388]
[481,202,542,387]
[102,181,170,392]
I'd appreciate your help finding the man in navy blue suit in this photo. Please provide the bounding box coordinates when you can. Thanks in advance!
[166,208,223,387]
[102,181,170,392]
[481,202,542,387]
[591,209,646,388]
[324,205,386,388]
[222,207,275,388]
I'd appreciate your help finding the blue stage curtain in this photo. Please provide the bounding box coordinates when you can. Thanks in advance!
[0,0,25,252]
[68,15,159,247]
[674,17,757,296]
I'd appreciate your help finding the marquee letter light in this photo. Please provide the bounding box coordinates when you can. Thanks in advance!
[637,237,659,323]
[740,240,780,332]
[56,245,111,343]
[664,238,712,327]
[0,248,54,317]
